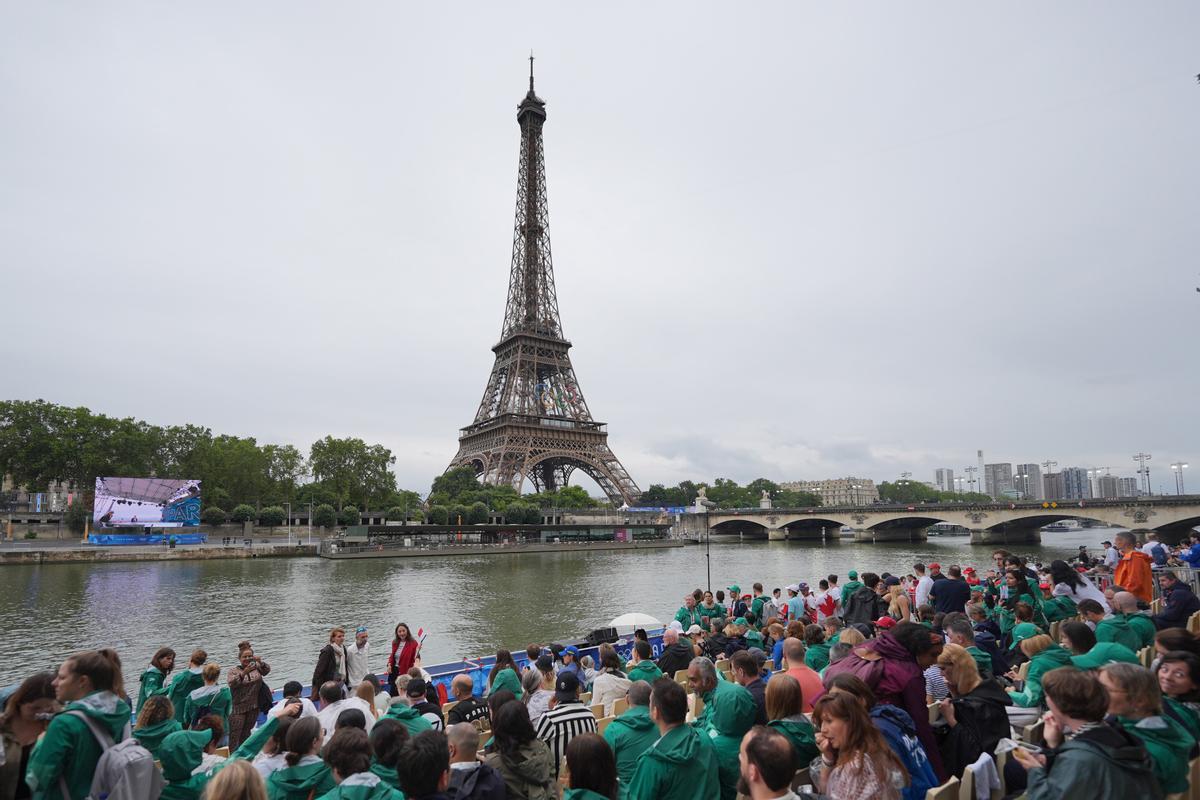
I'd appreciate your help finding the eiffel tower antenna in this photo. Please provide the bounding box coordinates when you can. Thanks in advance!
[447,63,641,505]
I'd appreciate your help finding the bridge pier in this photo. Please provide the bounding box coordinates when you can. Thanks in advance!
[970,527,1043,545]
[768,529,787,541]
[853,527,929,543]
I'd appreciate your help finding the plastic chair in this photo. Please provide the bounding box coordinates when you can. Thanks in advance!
[924,776,960,799]
[612,697,628,716]
[590,703,605,718]
[597,715,616,734]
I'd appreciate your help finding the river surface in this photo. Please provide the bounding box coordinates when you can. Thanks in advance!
[0,528,1117,693]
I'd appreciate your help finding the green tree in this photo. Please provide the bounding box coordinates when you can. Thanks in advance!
[428,505,449,525]
[201,507,227,526]
[339,505,361,526]
[427,467,482,507]
[448,504,469,525]
[467,502,489,524]
[504,502,541,524]
[387,506,406,522]
[258,506,286,528]
[309,436,397,509]
[230,504,256,524]
[313,503,338,528]
[64,500,89,535]
[263,444,307,504]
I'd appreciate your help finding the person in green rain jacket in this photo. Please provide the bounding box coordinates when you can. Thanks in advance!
[368,718,407,791]
[137,647,176,712]
[626,680,719,800]
[699,680,757,800]
[132,694,183,760]
[267,716,337,800]
[1039,594,1077,624]
[602,683,660,799]
[1100,662,1195,795]
[688,659,741,733]
[1112,592,1158,649]
[382,699,434,738]
[764,672,819,767]
[626,642,663,684]
[25,651,132,800]
[160,704,296,800]
[1007,627,1072,709]
[486,651,524,700]
[166,650,208,724]
[182,663,232,732]
[803,627,832,674]
[317,727,405,800]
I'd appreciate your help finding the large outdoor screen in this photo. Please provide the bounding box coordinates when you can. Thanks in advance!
[93,477,201,528]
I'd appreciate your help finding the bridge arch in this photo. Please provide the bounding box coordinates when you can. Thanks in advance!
[710,519,771,539]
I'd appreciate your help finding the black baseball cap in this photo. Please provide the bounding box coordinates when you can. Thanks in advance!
[406,678,427,698]
[554,671,580,702]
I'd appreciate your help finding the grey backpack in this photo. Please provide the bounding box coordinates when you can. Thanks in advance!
[59,710,164,800]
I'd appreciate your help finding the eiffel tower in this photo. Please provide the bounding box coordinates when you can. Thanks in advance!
[447,60,641,506]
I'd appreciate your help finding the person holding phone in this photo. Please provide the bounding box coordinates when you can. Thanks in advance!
[1012,667,1162,799]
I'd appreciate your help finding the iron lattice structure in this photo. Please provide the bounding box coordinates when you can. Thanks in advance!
[448,65,640,505]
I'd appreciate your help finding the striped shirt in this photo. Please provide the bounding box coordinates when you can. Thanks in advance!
[533,700,597,777]
[924,666,949,701]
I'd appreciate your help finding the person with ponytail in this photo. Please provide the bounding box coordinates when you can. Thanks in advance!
[137,646,176,712]
[183,663,232,736]
[24,650,133,800]
[158,701,298,799]
[265,716,335,799]
[132,694,182,760]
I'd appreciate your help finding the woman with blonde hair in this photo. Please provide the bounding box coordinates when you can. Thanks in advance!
[185,663,233,735]
[764,673,818,766]
[353,681,379,719]
[202,759,267,800]
[934,644,1011,777]
[837,627,866,648]
[887,585,911,622]
[810,692,908,799]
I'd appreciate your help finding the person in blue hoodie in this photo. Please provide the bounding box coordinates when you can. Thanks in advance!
[826,673,938,800]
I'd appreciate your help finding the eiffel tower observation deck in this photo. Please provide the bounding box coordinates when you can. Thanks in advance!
[448,60,641,506]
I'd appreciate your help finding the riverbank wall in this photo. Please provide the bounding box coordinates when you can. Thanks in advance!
[321,539,686,560]
[0,543,318,566]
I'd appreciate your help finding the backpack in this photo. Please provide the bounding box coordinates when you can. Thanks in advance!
[821,645,886,692]
[61,710,164,800]
[257,679,274,714]
[1152,544,1168,566]
[190,696,216,728]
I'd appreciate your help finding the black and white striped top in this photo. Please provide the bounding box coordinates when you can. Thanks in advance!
[533,701,598,777]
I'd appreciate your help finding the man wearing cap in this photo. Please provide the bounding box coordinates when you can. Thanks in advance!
[345,626,371,686]
[559,645,582,679]
[839,571,862,607]
[405,677,444,731]
[533,671,597,778]
[783,585,802,623]
[727,586,749,620]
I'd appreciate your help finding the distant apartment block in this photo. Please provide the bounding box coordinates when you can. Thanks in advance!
[934,468,955,493]
[1014,463,1044,500]
[781,477,880,507]
[984,463,1014,500]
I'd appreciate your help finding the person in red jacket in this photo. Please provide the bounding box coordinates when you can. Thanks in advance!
[388,622,420,696]
[1114,531,1154,603]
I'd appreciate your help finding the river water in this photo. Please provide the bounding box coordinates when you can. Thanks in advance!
[0,528,1116,693]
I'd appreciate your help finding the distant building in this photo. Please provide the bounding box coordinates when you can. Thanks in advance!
[1119,477,1140,497]
[1094,475,1125,499]
[1014,463,1044,500]
[781,478,880,507]
[1061,467,1092,500]
[984,463,1014,500]
[1,476,77,513]
[1043,472,1064,500]
[934,468,955,493]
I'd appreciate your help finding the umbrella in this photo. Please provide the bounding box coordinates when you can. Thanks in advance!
[609,612,663,636]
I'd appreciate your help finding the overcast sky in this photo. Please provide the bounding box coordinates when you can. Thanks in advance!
[3,3,1198,497]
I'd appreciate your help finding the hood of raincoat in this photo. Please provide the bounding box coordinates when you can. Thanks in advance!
[158,729,211,782]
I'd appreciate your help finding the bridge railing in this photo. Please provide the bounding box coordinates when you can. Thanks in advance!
[1091,566,1200,602]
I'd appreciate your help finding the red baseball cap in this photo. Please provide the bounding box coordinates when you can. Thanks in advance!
[929,563,941,570]
[875,616,898,629]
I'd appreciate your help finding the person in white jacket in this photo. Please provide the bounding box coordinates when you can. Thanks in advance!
[345,627,371,686]
[268,680,318,719]
[914,563,935,609]
[589,646,632,716]
[314,680,374,743]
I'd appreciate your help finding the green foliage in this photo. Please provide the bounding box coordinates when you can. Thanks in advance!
[524,485,599,509]
[877,480,992,504]
[428,505,449,525]
[0,400,416,513]
[504,502,541,524]
[634,477,821,509]
[387,506,406,522]
[313,504,337,528]
[201,507,227,526]
[448,504,469,525]
[338,505,361,527]
[230,504,256,524]
[467,502,489,524]
[64,501,89,534]
[23,531,37,539]
[258,506,286,527]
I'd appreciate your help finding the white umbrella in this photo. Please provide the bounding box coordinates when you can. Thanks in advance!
[609,612,663,636]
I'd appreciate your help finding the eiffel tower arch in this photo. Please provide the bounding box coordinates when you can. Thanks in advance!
[448,61,641,506]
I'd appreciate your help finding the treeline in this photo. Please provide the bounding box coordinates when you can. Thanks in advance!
[637,478,822,509]
[0,400,417,517]
[877,480,993,504]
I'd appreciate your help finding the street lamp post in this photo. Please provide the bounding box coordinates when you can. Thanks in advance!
[1133,453,1153,496]
[1172,462,1189,495]
[284,502,291,546]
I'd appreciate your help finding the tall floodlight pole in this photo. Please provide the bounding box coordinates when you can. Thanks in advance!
[1172,462,1189,495]
[1133,453,1153,496]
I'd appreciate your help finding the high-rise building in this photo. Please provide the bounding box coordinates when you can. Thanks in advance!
[1119,477,1140,497]
[781,478,880,507]
[934,468,955,493]
[984,463,1014,500]
[1094,475,1123,499]
[1014,463,1044,500]
[1043,472,1064,500]
[1061,467,1092,500]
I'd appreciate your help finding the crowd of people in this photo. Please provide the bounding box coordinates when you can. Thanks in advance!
[5,529,1200,800]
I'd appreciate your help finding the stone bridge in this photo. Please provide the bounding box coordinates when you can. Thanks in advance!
[673,497,1200,545]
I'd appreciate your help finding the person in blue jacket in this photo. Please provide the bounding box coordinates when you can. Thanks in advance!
[825,673,938,800]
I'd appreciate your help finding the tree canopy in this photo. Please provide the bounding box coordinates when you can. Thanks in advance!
[877,480,992,504]
[637,478,821,509]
